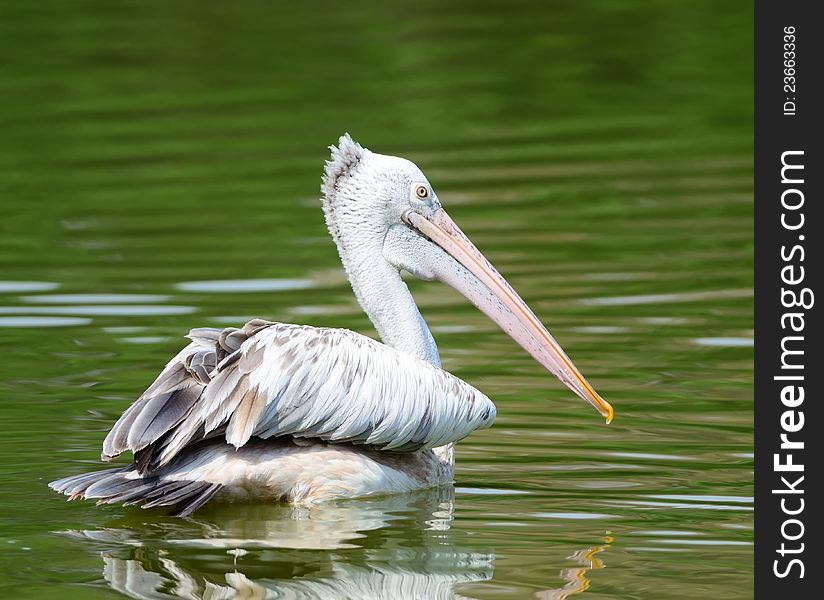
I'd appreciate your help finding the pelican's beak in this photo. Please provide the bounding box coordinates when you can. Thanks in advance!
[403,208,613,423]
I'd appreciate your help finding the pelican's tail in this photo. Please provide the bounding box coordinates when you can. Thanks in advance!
[49,467,223,517]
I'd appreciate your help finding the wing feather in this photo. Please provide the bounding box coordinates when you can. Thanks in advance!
[102,320,497,471]
[226,385,267,447]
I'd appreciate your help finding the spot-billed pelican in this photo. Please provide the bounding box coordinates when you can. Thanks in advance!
[50,134,613,515]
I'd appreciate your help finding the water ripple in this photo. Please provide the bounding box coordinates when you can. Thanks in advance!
[580,289,753,306]
[613,500,752,512]
[0,305,195,316]
[533,512,618,520]
[0,281,59,293]
[21,294,171,304]
[606,452,695,462]
[573,326,628,334]
[177,279,313,292]
[456,487,531,496]
[654,539,752,546]
[0,316,91,327]
[647,494,752,504]
[692,337,753,347]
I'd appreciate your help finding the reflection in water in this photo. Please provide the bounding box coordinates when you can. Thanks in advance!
[535,534,612,600]
[62,488,496,599]
[59,488,620,599]
[99,551,489,600]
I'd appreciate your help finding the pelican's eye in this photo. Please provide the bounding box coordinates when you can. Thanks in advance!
[414,184,429,199]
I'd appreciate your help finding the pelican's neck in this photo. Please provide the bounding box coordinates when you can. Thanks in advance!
[321,140,440,367]
[324,203,439,366]
[344,250,441,367]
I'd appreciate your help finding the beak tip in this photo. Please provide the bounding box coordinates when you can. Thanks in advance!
[604,403,615,424]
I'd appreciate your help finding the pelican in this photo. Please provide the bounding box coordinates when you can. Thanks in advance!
[51,134,613,516]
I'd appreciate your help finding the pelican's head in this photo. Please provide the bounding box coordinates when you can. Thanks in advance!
[321,134,613,423]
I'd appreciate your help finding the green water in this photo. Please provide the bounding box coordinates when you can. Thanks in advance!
[0,1,753,598]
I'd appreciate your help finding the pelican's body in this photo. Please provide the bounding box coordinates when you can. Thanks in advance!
[51,135,612,515]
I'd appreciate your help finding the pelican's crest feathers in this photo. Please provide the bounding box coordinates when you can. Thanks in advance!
[321,133,366,202]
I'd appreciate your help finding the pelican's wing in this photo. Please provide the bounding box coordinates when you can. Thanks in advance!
[103,319,496,471]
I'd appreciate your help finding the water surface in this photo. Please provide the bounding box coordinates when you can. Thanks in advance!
[0,1,752,598]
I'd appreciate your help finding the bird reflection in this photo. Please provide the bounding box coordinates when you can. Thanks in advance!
[60,489,614,599]
[62,487,495,599]
[535,533,612,600]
